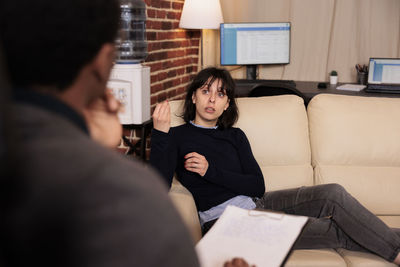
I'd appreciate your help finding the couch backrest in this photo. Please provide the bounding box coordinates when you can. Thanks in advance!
[308,94,400,215]
[169,95,313,192]
[235,96,313,191]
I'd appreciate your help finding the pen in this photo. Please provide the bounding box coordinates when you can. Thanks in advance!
[355,64,368,73]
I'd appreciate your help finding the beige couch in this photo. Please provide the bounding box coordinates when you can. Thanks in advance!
[167,94,400,266]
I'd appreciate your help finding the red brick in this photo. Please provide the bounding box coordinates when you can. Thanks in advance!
[172,22,180,28]
[151,74,158,83]
[172,2,183,10]
[161,21,173,30]
[158,72,168,81]
[167,69,177,78]
[145,62,163,72]
[161,1,171,8]
[161,41,175,49]
[147,20,162,30]
[151,95,158,105]
[173,77,182,86]
[147,9,156,18]
[183,58,192,65]
[151,83,163,94]
[186,66,194,73]
[171,59,186,67]
[147,31,157,41]
[176,67,185,75]
[162,61,172,69]
[167,89,177,98]
[150,0,162,8]
[157,31,176,40]
[182,75,190,83]
[167,50,177,58]
[189,39,200,46]
[175,31,187,38]
[186,48,198,55]
[147,51,168,62]
[163,80,173,89]
[175,50,184,57]
[167,11,179,20]
[156,10,166,18]
[182,30,200,39]
[177,86,186,94]
[157,92,167,102]
[181,40,190,46]
[148,42,162,51]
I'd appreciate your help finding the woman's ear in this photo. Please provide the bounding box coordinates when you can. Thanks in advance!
[224,98,230,110]
[192,92,196,104]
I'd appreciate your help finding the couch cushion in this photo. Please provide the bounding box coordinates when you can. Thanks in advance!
[168,178,202,243]
[308,94,400,216]
[336,249,397,267]
[235,96,313,191]
[285,249,346,266]
[169,100,185,127]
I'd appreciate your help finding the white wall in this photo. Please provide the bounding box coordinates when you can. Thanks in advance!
[203,0,400,83]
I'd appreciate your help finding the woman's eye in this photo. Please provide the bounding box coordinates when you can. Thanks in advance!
[202,89,209,94]
[218,92,225,97]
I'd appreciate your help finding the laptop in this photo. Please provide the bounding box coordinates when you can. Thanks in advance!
[365,58,400,93]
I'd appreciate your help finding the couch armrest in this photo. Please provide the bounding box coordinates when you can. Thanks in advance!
[169,177,202,243]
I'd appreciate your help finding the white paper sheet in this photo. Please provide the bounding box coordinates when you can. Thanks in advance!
[336,84,366,91]
[195,206,308,267]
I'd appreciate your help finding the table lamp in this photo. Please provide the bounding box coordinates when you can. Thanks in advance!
[179,0,223,68]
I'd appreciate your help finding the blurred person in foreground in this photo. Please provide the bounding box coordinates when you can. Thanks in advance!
[0,0,199,266]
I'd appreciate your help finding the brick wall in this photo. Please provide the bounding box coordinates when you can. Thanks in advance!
[119,0,200,159]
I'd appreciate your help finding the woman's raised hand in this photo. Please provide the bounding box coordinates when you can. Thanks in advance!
[184,152,209,177]
[152,100,171,133]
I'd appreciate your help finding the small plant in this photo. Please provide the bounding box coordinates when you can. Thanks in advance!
[330,70,338,76]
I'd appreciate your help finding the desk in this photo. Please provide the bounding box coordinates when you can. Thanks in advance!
[235,80,400,103]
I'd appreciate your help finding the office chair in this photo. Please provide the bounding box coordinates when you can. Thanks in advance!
[248,82,309,106]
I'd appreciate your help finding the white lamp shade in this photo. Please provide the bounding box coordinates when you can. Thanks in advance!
[179,0,223,29]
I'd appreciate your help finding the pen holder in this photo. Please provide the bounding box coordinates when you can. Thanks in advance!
[357,72,367,85]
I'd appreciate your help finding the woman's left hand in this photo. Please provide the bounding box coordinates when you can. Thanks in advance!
[184,152,209,177]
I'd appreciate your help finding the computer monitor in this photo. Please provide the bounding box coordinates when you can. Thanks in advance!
[367,58,400,84]
[220,22,291,80]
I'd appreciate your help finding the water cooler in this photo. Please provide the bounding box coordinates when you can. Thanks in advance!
[107,0,150,125]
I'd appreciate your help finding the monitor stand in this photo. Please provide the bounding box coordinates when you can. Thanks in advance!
[246,65,257,80]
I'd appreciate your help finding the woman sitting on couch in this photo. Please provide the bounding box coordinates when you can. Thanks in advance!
[150,67,400,265]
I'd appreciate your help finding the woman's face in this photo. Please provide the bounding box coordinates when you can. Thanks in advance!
[192,78,230,127]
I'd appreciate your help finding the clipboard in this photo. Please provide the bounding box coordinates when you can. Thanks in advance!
[195,205,308,267]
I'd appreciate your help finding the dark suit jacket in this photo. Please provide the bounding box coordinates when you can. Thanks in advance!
[2,99,199,267]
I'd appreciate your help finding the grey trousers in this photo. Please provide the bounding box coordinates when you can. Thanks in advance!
[255,183,400,262]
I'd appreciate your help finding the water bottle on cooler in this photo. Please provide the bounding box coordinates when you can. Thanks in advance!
[115,0,148,63]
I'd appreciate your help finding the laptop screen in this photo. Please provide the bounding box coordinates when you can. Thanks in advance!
[368,58,400,85]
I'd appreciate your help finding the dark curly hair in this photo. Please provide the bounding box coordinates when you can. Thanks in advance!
[0,0,120,90]
[182,67,239,129]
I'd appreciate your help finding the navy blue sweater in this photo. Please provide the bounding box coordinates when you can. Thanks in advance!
[150,123,265,212]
